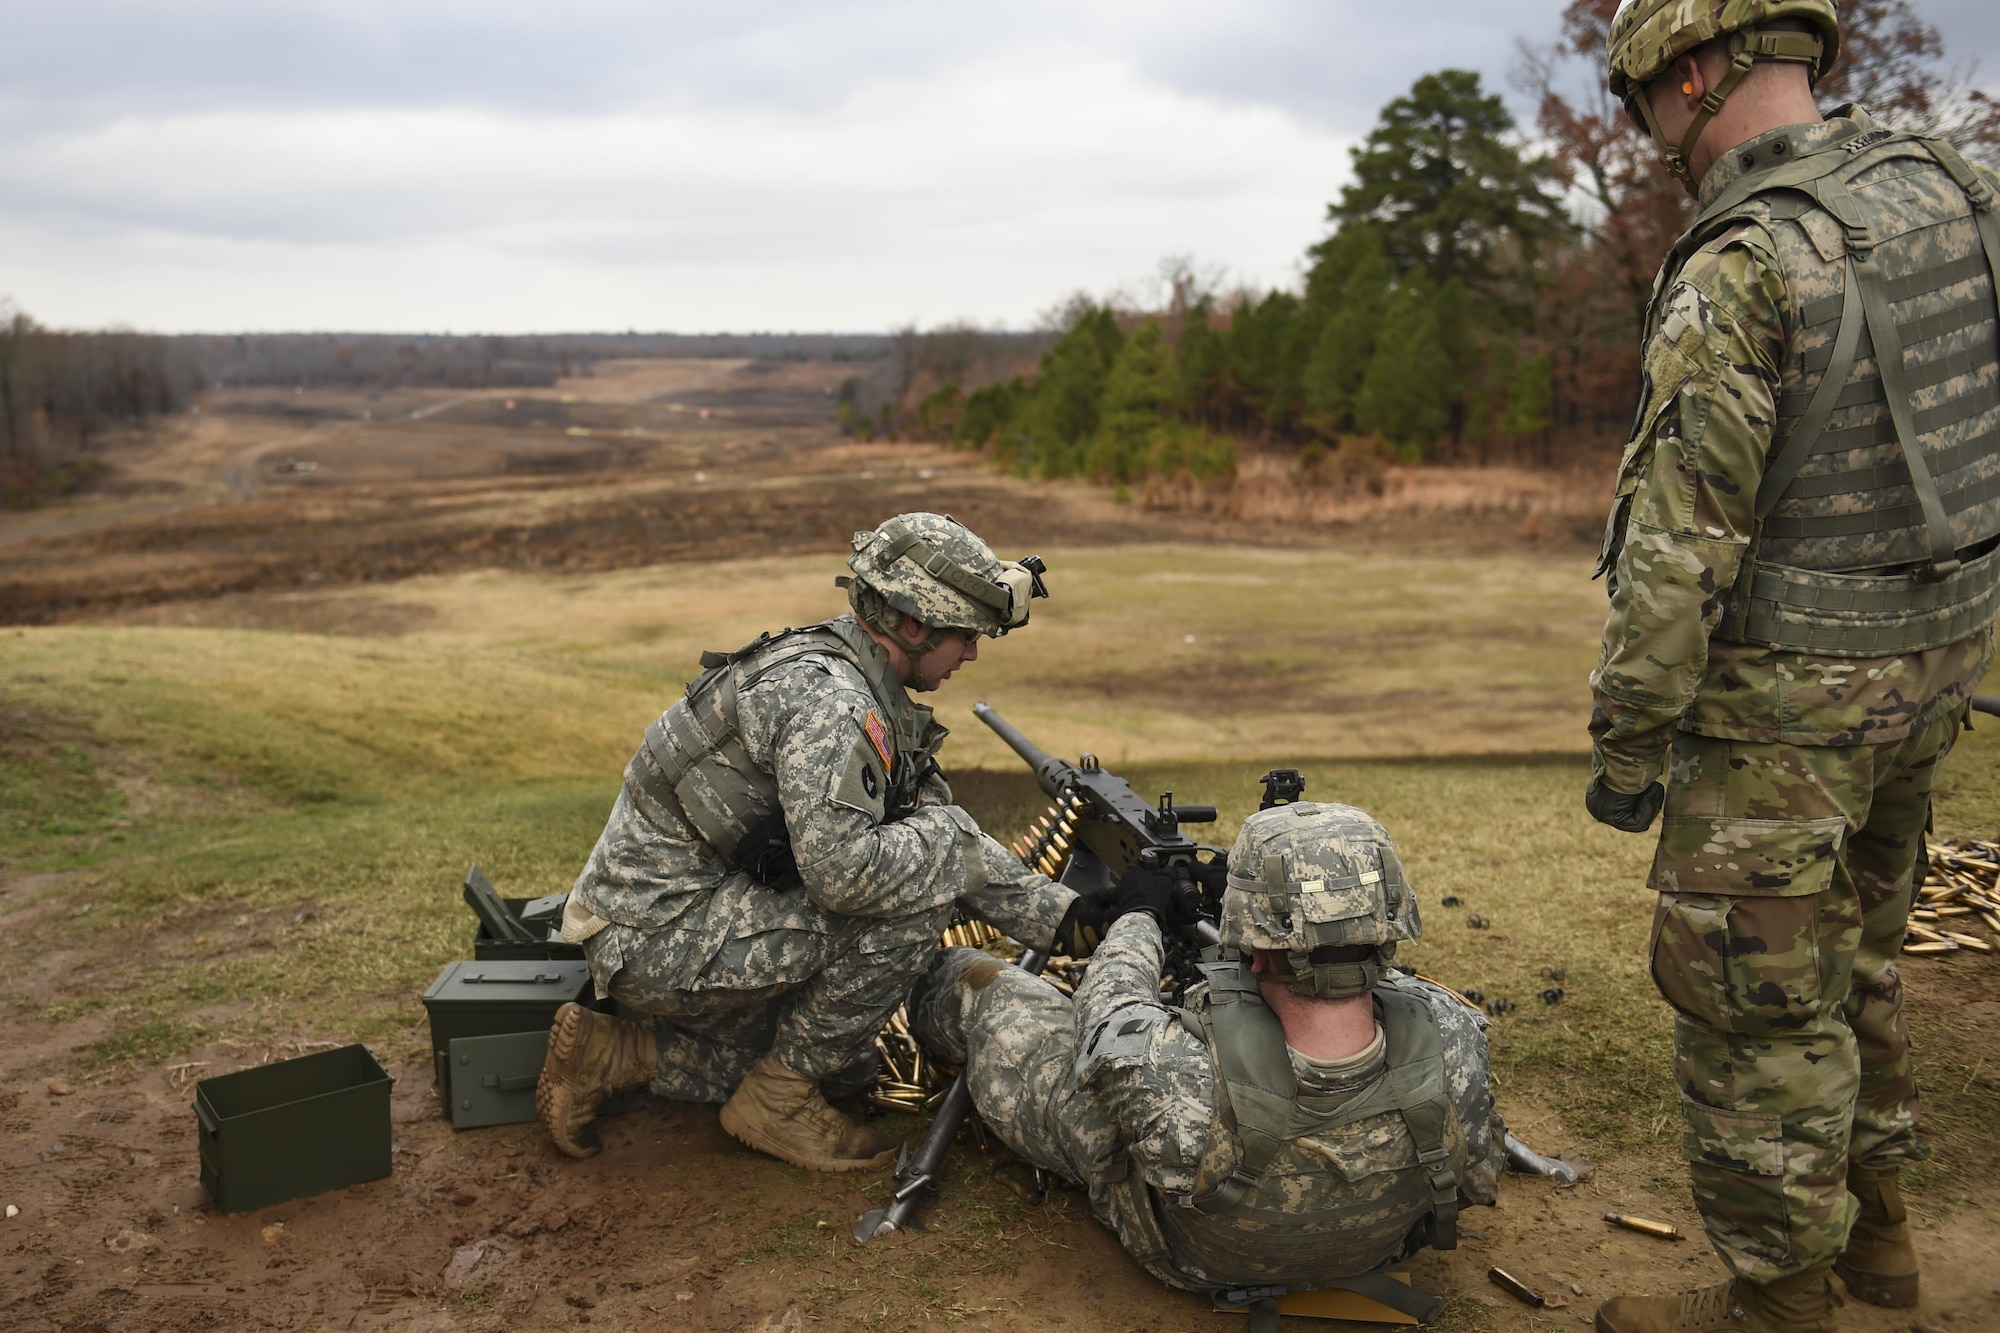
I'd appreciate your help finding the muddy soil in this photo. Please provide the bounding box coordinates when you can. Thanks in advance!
[6,860,1999,1333]
[0,358,1595,627]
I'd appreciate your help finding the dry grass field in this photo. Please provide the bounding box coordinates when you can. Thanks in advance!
[3,360,1996,1331]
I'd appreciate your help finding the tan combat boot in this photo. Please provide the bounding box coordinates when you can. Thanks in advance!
[719,1051,898,1172]
[536,1002,658,1159]
[1834,1163,1919,1307]
[1594,1268,1839,1333]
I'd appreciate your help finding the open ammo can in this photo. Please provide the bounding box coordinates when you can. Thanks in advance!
[471,895,583,961]
[421,959,593,1128]
[193,1044,393,1213]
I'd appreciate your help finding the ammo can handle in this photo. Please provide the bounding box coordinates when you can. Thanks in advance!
[194,1100,219,1136]
[461,972,565,985]
[483,1073,539,1092]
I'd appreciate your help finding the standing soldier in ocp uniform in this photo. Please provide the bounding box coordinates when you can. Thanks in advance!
[535,513,1115,1172]
[908,803,1504,1329]
[1588,2,2000,1329]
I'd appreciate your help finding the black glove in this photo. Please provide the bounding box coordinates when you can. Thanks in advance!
[1051,885,1117,958]
[1111,863,1178,924]
[1585,779,1666,833]
[1191,853,1229,898]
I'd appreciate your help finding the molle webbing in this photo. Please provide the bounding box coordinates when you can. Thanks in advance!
[1669,125,2000,656]
[622,622,912,863]
[1718,541,2000,655]
[1167,969,1459,1289]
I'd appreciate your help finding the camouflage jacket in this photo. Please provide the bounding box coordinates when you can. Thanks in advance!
[1591,109,1997,794]
[569,624,1075,950]
[1074,914,1502,1215]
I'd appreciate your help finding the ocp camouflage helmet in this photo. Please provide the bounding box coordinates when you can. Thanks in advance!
[1608,0,1839,187]
[1218,802,1421,1000]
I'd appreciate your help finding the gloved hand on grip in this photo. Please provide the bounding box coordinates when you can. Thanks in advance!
[1585,779,1665,834]
[1111,862,1178,925]
[1051,885,1117,958]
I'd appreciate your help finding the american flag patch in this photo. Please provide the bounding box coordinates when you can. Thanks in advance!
[863,710,893,769]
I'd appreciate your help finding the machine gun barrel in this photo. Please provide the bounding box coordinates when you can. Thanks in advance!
[972,701,1078,798]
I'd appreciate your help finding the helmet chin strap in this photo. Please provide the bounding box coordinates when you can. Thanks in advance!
[1634,26,1825,192]
[884,617,954,692]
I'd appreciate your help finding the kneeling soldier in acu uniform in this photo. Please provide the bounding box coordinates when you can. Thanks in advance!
[908,803,1504,1328]
[537,513,1111,1172]
[1591,2,2000,1329]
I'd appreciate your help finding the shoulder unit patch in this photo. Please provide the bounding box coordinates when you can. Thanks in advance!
[863,709,894,770]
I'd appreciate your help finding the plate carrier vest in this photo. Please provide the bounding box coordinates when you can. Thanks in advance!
[1105,964,1458,1313]
[1650,117,2000,656]
[620,619,942,880]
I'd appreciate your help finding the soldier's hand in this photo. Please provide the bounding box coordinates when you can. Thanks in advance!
[1191,853,1229,898]
[1111,863,1177,924]
[1585,779,1666,834]
[1051,886,1116,958]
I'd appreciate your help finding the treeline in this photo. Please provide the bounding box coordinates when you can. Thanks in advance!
[191,334,597,391]
[879,0,1995,489]
[0,309,200,505]
[879,68,1566,484]
[192,331,895,391]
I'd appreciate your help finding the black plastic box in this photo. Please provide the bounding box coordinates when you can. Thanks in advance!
[421,959,593,1105]
[471,896,583,961]
[193,1044,393,1214]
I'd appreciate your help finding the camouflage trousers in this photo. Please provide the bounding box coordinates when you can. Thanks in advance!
[589,878,953,1099]
[908,948,1190,1289]
[1648,705,1965,1283]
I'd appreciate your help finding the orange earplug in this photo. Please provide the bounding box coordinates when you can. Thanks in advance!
[1682,81,1695,95]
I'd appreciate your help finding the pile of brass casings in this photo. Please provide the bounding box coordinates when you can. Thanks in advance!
[869,1005,944,1115]
[1906,838,2000,957]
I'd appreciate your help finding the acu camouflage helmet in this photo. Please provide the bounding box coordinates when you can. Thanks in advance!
[1608,0,1839,187]
[1219,802,1421,1000]
[840,513,1048,684]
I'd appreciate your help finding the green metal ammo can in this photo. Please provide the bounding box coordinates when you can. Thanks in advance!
[421,959,593,1126]
[192,1044,394,1214]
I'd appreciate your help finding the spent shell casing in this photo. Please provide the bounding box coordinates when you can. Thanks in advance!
[1487,1268,1544,1308]
[1604,1213,1684,1240]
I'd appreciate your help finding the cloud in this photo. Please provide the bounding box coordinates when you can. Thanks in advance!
[0,52,1355,331]
[3,0,1994,332]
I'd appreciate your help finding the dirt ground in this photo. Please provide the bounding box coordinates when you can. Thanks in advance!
[8,862,1999,1333]
[5,362,1996,1331]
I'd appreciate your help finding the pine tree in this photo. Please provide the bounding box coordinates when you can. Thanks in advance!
[1356,277,1457,454]
[1091,320,1178,483]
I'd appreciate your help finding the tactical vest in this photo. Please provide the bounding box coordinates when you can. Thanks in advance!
[620,618,943,880]
[1127,964,1459,1293]
[1648,116,2000,657]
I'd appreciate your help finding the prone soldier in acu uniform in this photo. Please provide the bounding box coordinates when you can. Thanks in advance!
[536,514,1111,1172]
[1590,2,2000,1328]
[907,803,1504,1329]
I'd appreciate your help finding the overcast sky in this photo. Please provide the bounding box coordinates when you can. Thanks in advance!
[3,1,1996,335]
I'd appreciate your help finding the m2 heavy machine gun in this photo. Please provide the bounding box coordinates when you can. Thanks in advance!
[854,703,1227,1243]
